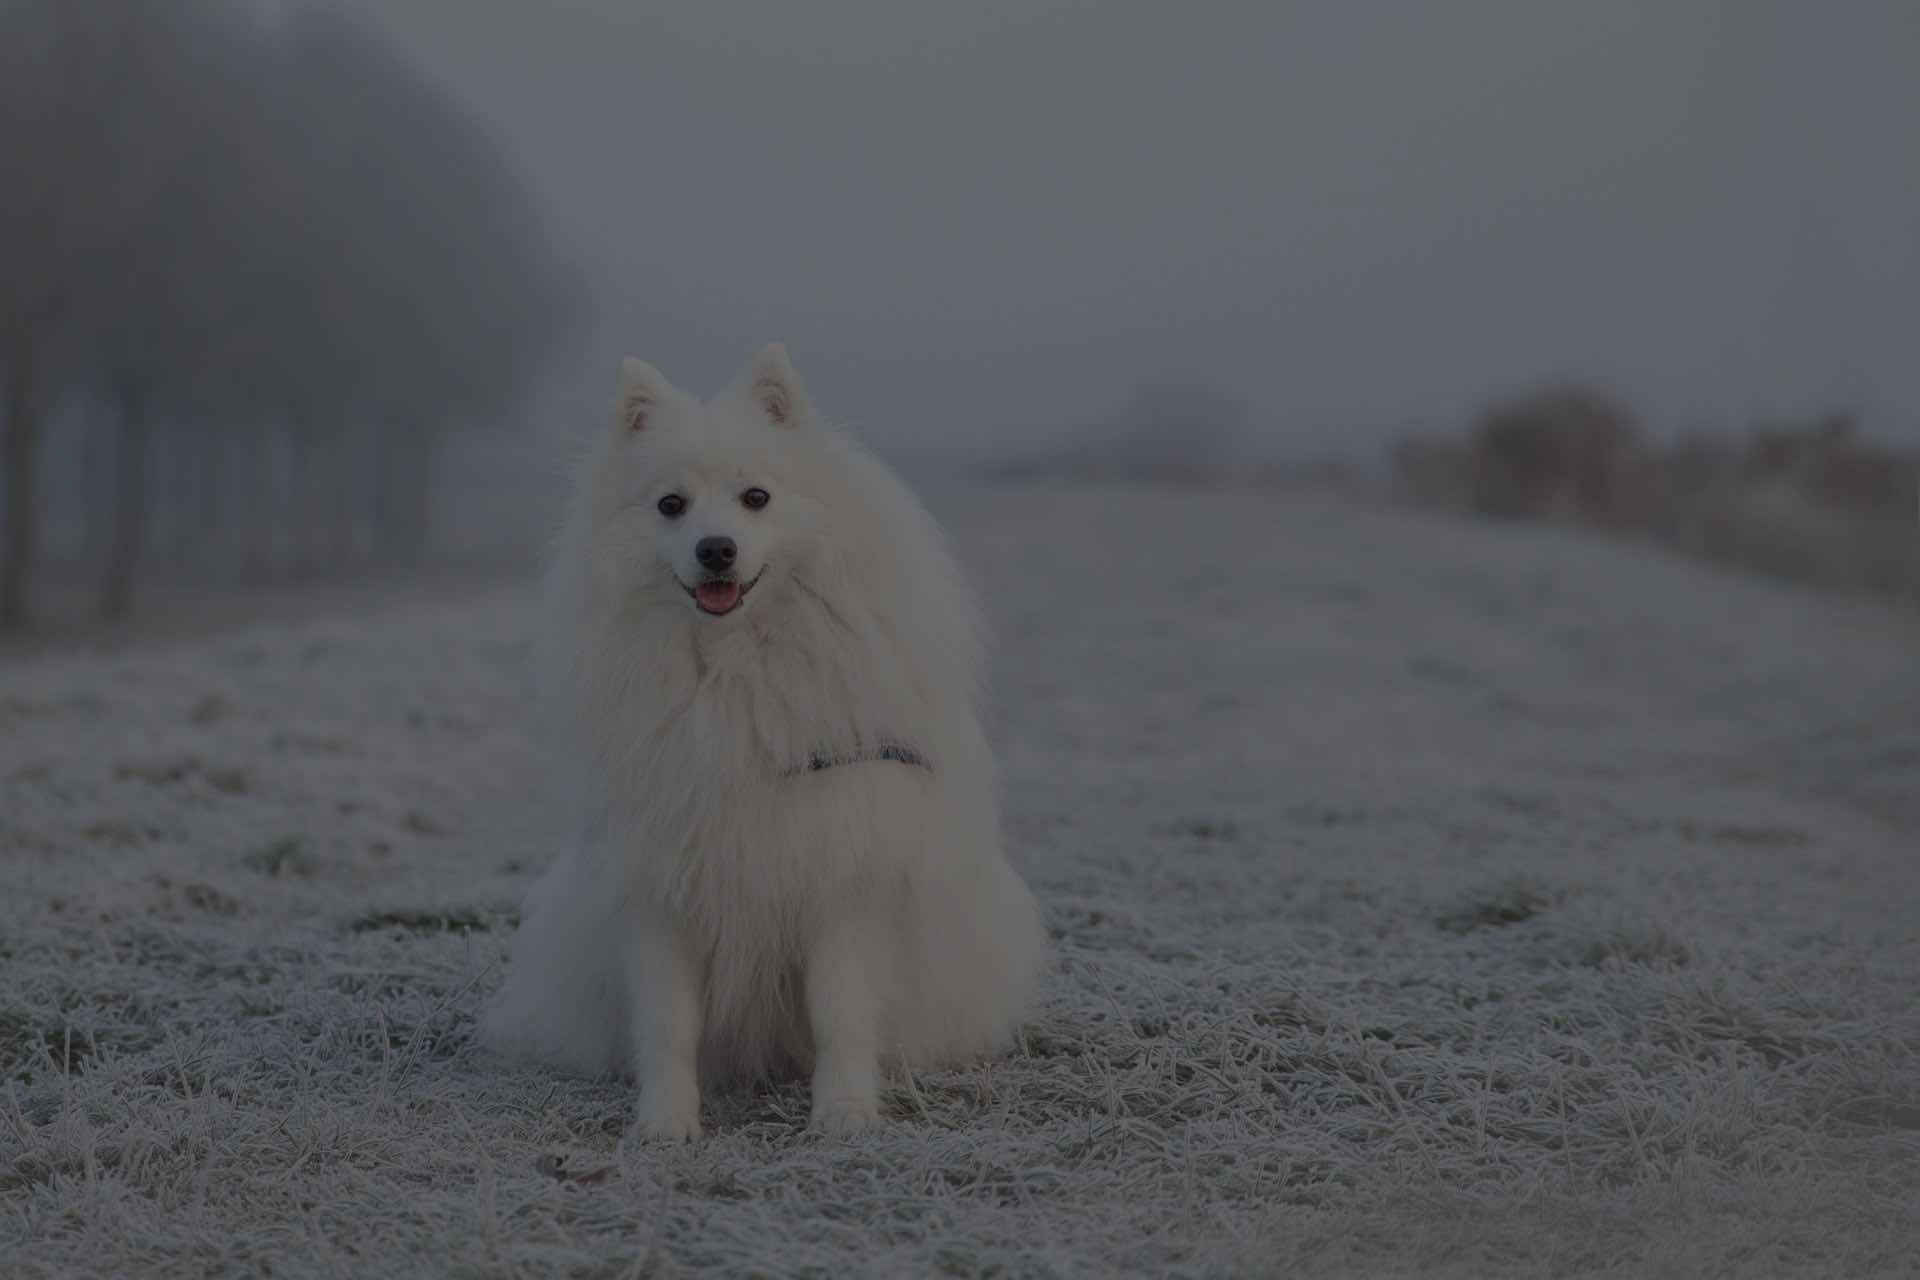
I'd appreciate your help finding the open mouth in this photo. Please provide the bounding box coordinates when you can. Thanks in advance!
[681,568,763,616]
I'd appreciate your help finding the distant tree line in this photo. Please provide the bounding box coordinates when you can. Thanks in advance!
[0,0,586,627]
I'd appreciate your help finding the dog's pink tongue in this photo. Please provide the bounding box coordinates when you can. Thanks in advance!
[696,580,742,614]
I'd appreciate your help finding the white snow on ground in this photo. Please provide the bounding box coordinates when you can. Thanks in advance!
[2,486,1916,1277]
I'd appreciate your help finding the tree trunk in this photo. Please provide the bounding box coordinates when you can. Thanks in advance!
[288,421,314,578]
[240,427,274,586]
[82,408,108,564]
[373,423,436,563]
[328,426,355,568]
[371,423,401,557]
[1,362,40,630]
[103,389,149,619]
[186,424,225,564]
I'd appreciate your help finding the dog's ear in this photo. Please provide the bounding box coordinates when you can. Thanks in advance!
[746,342,810,427]
[617,357,675,432]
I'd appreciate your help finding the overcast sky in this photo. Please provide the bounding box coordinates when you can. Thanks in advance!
[346,0,1920,461]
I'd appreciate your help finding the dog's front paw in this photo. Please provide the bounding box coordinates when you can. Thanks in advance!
[634,1106,703,1142]
[809,1095,881,1137]
[633,1083,703,1143]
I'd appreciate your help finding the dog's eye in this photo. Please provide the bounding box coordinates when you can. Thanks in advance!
[656,494,687,518]
[741,487,770,510]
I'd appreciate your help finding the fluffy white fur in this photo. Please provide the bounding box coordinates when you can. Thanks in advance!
[482,344,1046,1138]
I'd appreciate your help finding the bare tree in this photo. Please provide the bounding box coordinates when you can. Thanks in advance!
[0,0,149,625]
[0,0,585,626]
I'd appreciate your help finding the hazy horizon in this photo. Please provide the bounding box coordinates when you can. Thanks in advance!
[350,0,1920,461]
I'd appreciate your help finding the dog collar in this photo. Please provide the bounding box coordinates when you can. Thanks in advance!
[789,741,931,777]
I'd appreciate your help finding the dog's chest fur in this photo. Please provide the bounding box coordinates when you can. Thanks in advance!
[580,591,939,925]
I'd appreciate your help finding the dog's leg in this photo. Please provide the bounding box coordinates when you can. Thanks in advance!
[626,915,704,1142]
[804,907,883,1135]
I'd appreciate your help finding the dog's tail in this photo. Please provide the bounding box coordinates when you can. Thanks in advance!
[478,851,630,1079]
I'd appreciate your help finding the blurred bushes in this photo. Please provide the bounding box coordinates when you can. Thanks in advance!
[1394,388,1918,601]
[1468,386,1639,525]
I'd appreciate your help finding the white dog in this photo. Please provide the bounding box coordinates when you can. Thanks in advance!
[482,344,1045,1138]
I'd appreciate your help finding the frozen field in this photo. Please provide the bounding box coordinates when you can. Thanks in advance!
[2,486,1916,1278]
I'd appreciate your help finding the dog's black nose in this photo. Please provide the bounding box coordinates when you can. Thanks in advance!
[695,536,737,572]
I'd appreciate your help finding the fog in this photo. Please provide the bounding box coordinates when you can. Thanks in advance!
[3,0,1916,635]
[355,0,1920,459]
